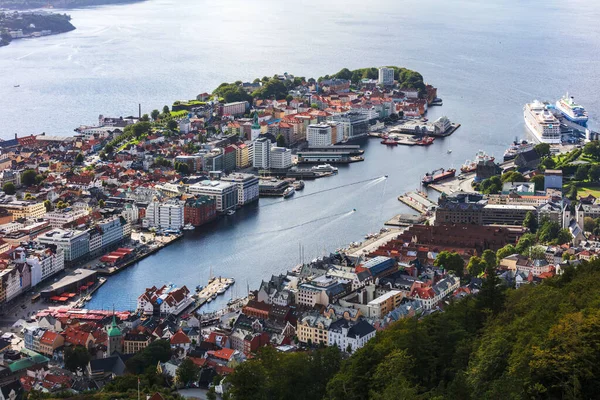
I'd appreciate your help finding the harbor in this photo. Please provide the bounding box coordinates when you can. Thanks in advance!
[397,191,436,215]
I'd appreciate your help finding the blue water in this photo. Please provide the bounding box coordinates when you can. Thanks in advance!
[1,0,599,310]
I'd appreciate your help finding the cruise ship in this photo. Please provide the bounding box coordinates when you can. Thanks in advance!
[555,93,588,126]
[523,100,561,144]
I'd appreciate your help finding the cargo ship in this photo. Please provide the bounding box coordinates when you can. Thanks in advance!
[422,168,456,185]
[461,150,495,173]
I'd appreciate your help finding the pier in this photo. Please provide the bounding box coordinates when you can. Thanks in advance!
[398,191,437,214]
[384,213,427,227]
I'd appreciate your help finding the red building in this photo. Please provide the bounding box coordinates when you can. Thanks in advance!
[184,196,217,227]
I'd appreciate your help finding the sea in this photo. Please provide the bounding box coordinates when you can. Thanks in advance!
[0,0,599,310]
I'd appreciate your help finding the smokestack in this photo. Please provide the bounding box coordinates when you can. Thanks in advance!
[138,104,141,119]
[14,133,17,140]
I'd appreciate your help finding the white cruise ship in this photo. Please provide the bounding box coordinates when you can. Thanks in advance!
[555,93,588,126]
[523,100,561,144]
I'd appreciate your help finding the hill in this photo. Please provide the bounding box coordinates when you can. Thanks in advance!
[226,260,600,399]
[0,0,144,10]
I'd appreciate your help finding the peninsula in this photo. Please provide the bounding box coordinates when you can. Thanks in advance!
[0,0,144,10]
[0,10,74,47]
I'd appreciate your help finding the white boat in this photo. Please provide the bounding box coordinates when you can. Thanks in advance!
[217,287,226,294]
[183,223,195,231]
[206,296,212,303]
[283,186,295,198]
[226,210,236,216]
[447,149,452,154]
[523,101,561,144]
[555,93,588,126]
[312,164,338,173]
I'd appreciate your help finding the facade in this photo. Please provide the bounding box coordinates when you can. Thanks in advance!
[0,201,46,219]
[307,124,332,147]
[221,173,260,205]
[482,204,537,226]
[123,333,150,354]
[297,314,331,345]
[97,216,125,249]
[252,136,271,169]
[37,229,90,263]
[544,169,563,190]
[234,143,250,168]
[328,112,370,140]
[328,319,376,353]
[43,208,89,228]
[145,199,185,230]
[269,147,292,169]
[220,101,248,117]
[184,196,217,226]
[188,181,238,212]
[378,67,395,86]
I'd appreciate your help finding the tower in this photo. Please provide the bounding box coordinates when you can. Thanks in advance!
[106,314,123,355]
[251,112,261,141]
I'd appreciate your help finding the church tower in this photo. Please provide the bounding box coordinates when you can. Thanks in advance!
[106,314,123,355]
[251,112,261,141]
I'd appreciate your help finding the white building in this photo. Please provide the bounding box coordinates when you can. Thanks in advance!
[145,199,185,230]
[270,147,292,169]
[97,216,125,249]
[221,173,260,205]
[378,67,395,86]
[307,124,332,147]
[328,319,376,353]
[37,229,90,263]
[44,208,89,229]
[188,181,238,212]
[25,247,65,286]
[121,203,140,223]
[253,136,271,169]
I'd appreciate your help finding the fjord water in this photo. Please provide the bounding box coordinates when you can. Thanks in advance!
[1,0,599,310]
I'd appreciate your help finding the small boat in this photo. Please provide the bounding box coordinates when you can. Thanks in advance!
[217,287,226,295]
[447,149,452,154]
[226,210,236,216]
[312,164,338,173]
[416,136,434,146]
[292,180,305,190]
[206,296,212,303]
[211,293,217,300]
[14,85,20,88]
[283,186,295,198]
[183,223,195,231]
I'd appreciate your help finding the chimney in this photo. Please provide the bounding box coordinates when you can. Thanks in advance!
[139,104,142,119]
[15,133,17,140]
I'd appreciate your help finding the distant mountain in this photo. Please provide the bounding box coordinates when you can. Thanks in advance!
[0,0,144,10]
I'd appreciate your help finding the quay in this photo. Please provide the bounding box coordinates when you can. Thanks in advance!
[398,191,437,214]
[344,228,402,260]
[428,172,477,194]
[384,213,427,227]
[95,233,183,276]
[430,123,461,138]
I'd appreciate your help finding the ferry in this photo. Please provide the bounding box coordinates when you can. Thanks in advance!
[312,164,338,173]
[555,93,588,126]
[283,186,295,198]
[503,139,534,161]
[523,101,561,144]
[422,168,456,185]
[461,150,495,173]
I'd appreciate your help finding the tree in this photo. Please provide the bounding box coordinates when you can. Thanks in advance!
[534,143,551,158]
[589,165,600,182]
[276,134,286,148]
[433,251,465,277]
[43,200,52,212]
[523,211,538,233]
[482,249,497,269]
[311,103,319,109]
[75,153,84,164]
[176,358,199,387]
[584,216,596,233]
[105,144,114,153]
[501,171,525,183]
[516,233,536,254]
[126,339,171,374]
[334,67,353,80]
[22,169,37,186]
[583,140,600,160]
[141,113,150,122]
[151,109,160,121]
[285,94,293,103]
[99,151,107,161]
[35,174,45,185]
[575,164,589,181]
[64,346,91,372]
[467,256,486,277]
[556,228,572,245]
[496,244,517,264]
[530,174,545,191]
[480,175,502,194]
[538,220,562,243]
[476,264,505,316]
[162,105,170,115]
[529,245,547,260]
[167,119,178,131]
[98,199,105,208]
[2,182,15,195]
[567,183,578,200]
[541,157,556,169]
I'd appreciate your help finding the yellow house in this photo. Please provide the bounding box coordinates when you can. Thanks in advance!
[297,314,332,345]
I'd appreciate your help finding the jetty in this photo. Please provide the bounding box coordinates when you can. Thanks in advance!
[398,191,437,214]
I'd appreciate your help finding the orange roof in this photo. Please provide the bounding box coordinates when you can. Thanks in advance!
[40,330,60,345]
[170,329,191,345]
[207,348,235,361]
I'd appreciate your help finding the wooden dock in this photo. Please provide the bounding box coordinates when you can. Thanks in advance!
[398,191,437,215]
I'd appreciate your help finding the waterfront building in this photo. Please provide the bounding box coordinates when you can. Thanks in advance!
[145,199,185,230]
[378,67,395,86]
[37,229,90,263]
[43,208,89,229]
[234,143,250,168]
[97,216,126,250]
[252,136,271,169]
[221,173,259,205]
[328,319,376,353]
[188,181,238,212]
[523,101,561,144]
[137,285,192,315]
[0,201,46,219]
[307,124,332,147]
[328,112,369,140]
[16,245,65,286]
[219,101,249,117]
[270,147,292,169]
[184,196,217,226]
[297,275,349,307]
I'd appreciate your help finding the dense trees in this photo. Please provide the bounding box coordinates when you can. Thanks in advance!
[176,358,199,387]
[213,82,253,103]
[64,346,91,372]
[467,256,486,277]
[534,142,551,158]
[251,78,288,100]
[530,174,545,191]
[479,175,502,194]
[21,169,37,186]
[523,211,538,233]
[126,340,171,374]
[433,251,465,277]
[501,170,525,183]
[151,109,160,121]
[583,140,600,160]
[2,182,15,195]
[276,134,286,148]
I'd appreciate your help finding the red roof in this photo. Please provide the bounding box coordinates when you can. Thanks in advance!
[170,329,191,345]
[207,348,235,361]
[40,330,60,345]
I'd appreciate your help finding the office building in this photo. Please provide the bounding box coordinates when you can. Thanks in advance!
[378,67,395,86]
[253,136,271,169]
[188,181,238,212]
[37,229,90,263]
[270,147,292,169]
[221,173,260,205]
[307,124,332,147]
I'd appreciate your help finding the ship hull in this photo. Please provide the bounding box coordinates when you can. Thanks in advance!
[524,112,561,144]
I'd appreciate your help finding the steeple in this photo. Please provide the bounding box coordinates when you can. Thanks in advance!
[252,111,260,130]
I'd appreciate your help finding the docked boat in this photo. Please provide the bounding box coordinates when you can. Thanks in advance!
[381,138,398,146]
[226,210,236,216]
[503,139,534,161]
[555,93,588,126]
[523,100,561,144]
[292,180,305,190]
[422,168,456,185]
[461,150,495,173]
[206,296,212,303]
[217,287,226,295]
[283,186,295,198]
[416,136,434,146]
[312,164,338,173]
[183,223,195,231]
[431,98,443,106]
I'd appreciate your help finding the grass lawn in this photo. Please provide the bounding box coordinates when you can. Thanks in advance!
[578,185,600,198]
